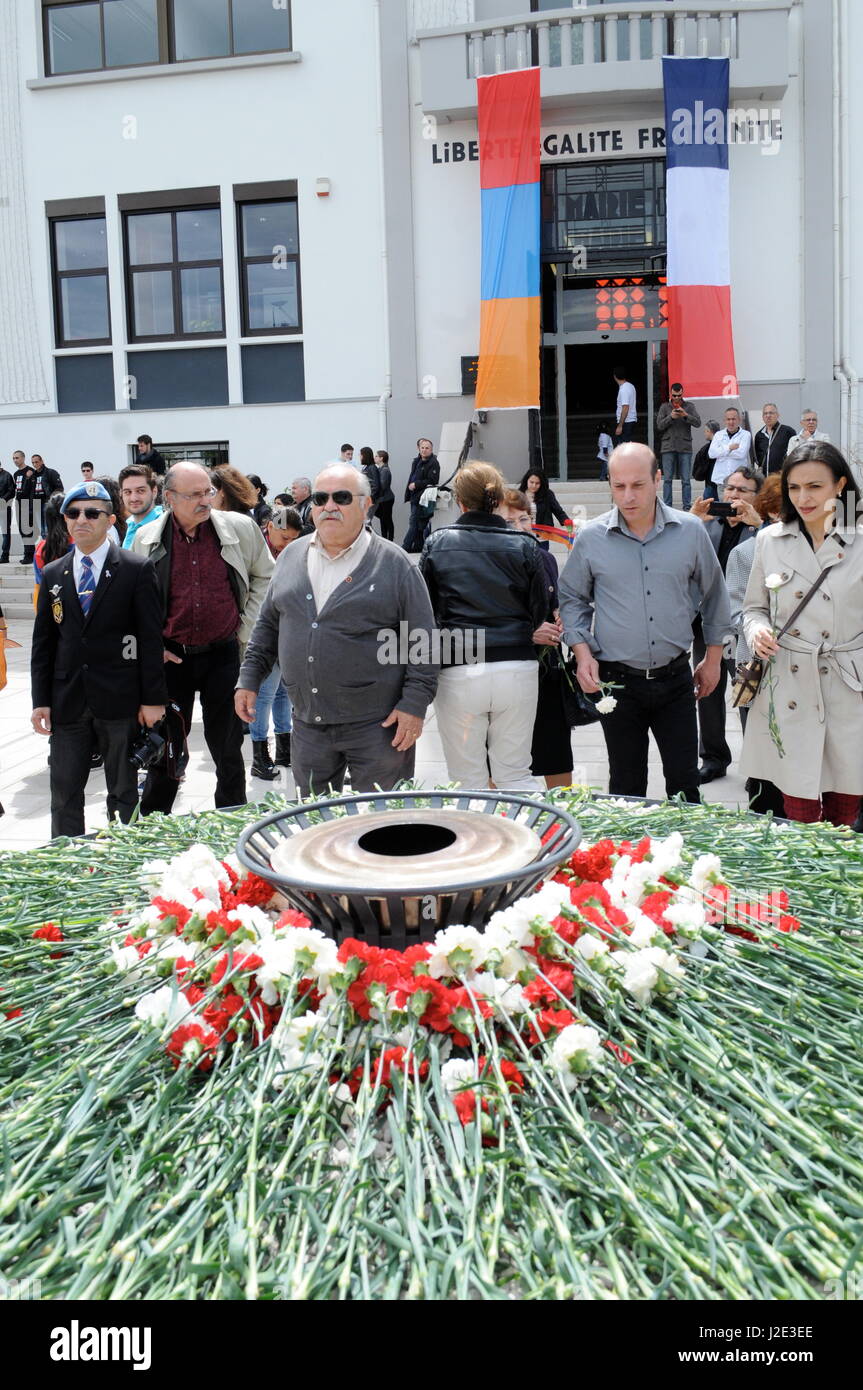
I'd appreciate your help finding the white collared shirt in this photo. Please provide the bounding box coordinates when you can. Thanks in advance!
[306,525,372,612]
[72,538,111,595]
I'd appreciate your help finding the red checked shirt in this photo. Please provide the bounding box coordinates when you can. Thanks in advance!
[163,516,240,646]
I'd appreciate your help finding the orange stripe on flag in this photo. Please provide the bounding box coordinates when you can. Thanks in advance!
[476,297,540,410]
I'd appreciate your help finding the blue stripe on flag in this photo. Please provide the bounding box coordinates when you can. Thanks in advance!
[480,182,541,302]
[663,57,730,172]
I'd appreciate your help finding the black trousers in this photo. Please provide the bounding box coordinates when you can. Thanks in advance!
[50,709,139,838]
[141,638,245,815]
[376,500,394,542]
[1,503,10,559]
[598,661,700,802]
[693,624,731,770]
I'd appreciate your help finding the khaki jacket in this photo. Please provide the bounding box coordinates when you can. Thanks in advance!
[741,520,863,798]
[132,509,273,646]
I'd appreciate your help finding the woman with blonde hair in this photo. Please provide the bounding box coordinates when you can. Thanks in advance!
[418,463,549,790]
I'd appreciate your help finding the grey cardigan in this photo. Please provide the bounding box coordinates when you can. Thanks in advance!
[238,532,438,724]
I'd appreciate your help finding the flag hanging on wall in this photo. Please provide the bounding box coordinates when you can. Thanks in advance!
[475,68,541,410]
[662,57,738,398]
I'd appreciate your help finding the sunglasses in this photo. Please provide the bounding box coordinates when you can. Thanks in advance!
[311,490,357,506]
[65,506,110,520]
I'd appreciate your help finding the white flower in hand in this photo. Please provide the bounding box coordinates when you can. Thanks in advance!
[596,695,617,715]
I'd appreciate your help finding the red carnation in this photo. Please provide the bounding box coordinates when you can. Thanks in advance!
[33,923,65,959]
[275,907,314,930]
[166,1020,220,1071]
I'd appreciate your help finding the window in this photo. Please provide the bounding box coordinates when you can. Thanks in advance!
[42,0,290,75]
[44,1,160,75]
[172,0,291,61]
[237,200,301,335]
[51,216,111,346]
[124,206,224,341]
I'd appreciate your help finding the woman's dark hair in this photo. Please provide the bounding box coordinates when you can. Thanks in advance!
[518,468,550,497]
[95,475,125,542]
[359,446,375,469]
[214,466,258,513]
[376,450,389,466]
[42,492,71,565]
[779,441,858,525]
[246,473,267,499]
[273,492,292,507]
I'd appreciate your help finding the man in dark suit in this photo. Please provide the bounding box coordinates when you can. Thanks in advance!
[30,481,167,839]
[401,438,440,553]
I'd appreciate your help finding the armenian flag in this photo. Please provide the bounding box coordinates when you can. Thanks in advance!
[476,68,541,411]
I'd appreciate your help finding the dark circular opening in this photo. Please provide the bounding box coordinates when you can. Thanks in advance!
[358,823,458,857]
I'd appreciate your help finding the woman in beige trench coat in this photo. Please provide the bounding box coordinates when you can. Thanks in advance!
[741,442,863,825]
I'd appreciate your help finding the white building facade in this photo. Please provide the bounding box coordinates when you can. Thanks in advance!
[0,0,861,506]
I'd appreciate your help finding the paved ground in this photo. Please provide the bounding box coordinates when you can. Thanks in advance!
[1,616,748,851]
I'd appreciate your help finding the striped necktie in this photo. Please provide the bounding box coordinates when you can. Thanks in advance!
[78,554,95,616]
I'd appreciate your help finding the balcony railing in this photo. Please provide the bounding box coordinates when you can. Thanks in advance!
[416,2,793,116]
[466,5,739,78]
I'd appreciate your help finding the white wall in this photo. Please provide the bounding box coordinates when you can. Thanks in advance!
[5,0,387,427]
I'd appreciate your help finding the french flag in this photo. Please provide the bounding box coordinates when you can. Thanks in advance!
[663,58,738,398]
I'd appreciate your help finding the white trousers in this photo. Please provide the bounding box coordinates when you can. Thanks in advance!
[433,661,543,792]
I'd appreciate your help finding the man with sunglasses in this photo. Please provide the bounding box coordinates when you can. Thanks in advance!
[30,481,167,838]
[131,461,273,814]
[236,464,437,798]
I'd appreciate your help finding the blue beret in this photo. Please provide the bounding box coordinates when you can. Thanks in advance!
[61,481,113,514]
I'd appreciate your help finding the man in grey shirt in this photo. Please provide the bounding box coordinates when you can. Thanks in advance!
[559,444,730,802]
[235,464,438,797]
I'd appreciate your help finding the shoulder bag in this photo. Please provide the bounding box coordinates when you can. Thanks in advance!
[731,567,830,708]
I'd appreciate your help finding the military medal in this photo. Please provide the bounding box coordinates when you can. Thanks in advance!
[50,584,63,625]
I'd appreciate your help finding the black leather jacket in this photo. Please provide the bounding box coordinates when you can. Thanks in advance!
[419,512,549,663]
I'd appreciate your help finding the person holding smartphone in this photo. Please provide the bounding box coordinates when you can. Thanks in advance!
[655,382,701,511]
[690,467,763,782]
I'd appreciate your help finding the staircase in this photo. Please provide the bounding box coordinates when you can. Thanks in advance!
[0,563,34,620]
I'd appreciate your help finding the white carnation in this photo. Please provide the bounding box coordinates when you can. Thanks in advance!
[440,1059,476,1093]
[110,941,143,973]
[471,973,528,1016]
[134,985,186,1028]
[689,853,723,894]
[627,914,662,948]
[595,695,617,715]
[616,946,685,1007]
[648,832,684,878]
[764,571,787,590]
[663,900,707,938]
[574,933,609,963]
[549,1023,604,1090]
[226,904,273,939]
[152,936,199,963]
[427,925,489,979]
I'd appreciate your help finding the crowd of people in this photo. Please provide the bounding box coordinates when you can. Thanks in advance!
[1,404,861,839]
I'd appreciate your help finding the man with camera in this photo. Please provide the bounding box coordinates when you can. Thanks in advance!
[30,481,167,838]
[655,382,701,512]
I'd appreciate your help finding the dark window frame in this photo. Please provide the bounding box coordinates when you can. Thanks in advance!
[236,197,303,338]
[41,0,292,77]
[123,204,226,344]
[43,0,166,77]
[50,213,112,349]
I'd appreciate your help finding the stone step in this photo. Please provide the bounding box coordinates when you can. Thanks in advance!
[1,602,35,620]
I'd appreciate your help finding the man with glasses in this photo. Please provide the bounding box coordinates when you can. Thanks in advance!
[131,461,273,814]
[236,464,438,798]
[692,466,764,782]
[754,403,796,475]
[30,481,167,838]
[787,410,830,455]
[655,382,701,512]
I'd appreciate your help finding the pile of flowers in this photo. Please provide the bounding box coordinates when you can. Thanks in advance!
[101,830,801,1132]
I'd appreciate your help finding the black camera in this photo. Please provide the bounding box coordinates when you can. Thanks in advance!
[129,726,166,771]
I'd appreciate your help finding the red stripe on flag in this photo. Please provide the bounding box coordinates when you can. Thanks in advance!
[667,284,738,398]
[477,68,540,190]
